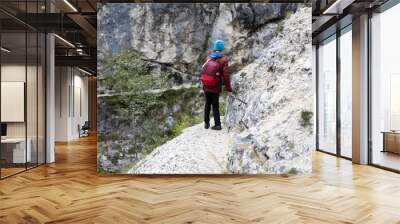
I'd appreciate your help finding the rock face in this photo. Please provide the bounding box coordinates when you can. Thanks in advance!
[98,3,298,75]
[224,6,313,174]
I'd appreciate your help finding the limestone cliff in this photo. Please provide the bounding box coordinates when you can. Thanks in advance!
[98,3,298,77]
[224,6,313,174]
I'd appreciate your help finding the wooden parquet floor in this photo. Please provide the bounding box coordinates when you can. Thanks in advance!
[1,136,400,224]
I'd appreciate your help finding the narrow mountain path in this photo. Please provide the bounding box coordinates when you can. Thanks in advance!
[128,123,233,174]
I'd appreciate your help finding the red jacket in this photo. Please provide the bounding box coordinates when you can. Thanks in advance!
[202,55,232,94]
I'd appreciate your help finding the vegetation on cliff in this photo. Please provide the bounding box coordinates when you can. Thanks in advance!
[97,51,203,172]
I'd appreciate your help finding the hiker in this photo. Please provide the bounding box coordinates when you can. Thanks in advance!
[200,39,232,130]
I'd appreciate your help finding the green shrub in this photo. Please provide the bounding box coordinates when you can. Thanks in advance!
[219,92,227,116]
[171,115,191,137]
[128,146,140,155]
[106,131,119,141]
[277,22,284,33]
[98,51,204,171]
[284,11,293,18]
[99,51,166,116]
[97,133,105,142]
[299,110,313,128]
[287,167,298,175]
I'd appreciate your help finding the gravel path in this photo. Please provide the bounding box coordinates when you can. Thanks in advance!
[128,123,232,174]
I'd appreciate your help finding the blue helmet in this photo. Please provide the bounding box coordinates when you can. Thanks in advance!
[213,40,225,51]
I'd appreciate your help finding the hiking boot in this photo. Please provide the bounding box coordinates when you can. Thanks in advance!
[204,123,210,129]
[211,125,222,130]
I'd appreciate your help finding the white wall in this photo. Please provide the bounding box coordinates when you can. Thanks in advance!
[1,64,25,81]
[55,66,69,141]
[1,63,46,164]
[1,65,27,140]
[1,65,39,137]
[1,82,25,122]
[55,67,89,141]
[72,73,89,138]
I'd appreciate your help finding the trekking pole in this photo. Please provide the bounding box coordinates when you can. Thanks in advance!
[227,93,249,129]
[239,120,249,129]
[229,93,247,105]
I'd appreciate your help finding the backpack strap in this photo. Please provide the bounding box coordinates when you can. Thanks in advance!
[218,58,224,74]
[216,58,225,85]
[201,58,212,69]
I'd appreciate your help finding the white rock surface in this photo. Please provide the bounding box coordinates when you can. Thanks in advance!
[224,6,313,174]
[129,123,232,174]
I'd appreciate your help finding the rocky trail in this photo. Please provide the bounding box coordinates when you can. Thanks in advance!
[128,123,233,174]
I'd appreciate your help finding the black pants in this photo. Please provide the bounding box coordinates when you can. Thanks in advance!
[204,92,221,126]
